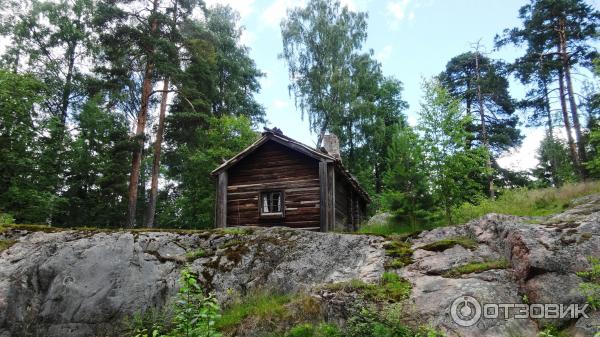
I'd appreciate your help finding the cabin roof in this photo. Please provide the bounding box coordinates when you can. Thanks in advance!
[211,128,371,203]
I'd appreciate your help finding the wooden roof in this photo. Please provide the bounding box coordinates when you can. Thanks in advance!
[211,128,371,203]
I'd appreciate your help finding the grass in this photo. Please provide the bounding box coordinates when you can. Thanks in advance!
[453,181,600,225]
[0,239,16,252]
[325,272,412,302]
[216,292,292,332]
[383,238,414,268]
[419,236,478,252]
[443,259,510,278]
[185,248,206,261]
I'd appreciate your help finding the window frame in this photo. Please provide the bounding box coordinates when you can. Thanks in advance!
[259,190,285,218]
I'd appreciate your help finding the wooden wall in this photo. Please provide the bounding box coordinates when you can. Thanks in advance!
[334,176,351,231]
[226,141,321,229]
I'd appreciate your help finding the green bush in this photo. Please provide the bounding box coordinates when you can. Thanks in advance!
[126,269,220,337]
[577,257,600,310]
[217,291,291,332]
[169,269,221,337]
[0,213,14,226]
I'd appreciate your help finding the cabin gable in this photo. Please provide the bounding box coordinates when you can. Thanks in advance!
[214,129,370,232]
[225,140,321,230]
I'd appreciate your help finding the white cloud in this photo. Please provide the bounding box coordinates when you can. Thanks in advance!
[204,0,255,20]
[376,45,393,62]
[239,30,256,47]
[497,128,545,171]
[386,0,417,29]
[260,0,364,29]
[261,0,306,28]
[339,0,358,11]
[272,99,289,110]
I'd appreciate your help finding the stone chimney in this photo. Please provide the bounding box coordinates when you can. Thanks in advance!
[322,134,341,161]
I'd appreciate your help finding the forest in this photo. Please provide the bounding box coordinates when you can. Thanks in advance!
[0,0,598,231]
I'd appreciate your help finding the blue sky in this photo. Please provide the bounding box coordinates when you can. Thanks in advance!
[205,0,599,171]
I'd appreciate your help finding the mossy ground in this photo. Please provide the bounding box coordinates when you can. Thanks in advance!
[443,259,510,278]
[0,239,16,252]
[325,272,412,303]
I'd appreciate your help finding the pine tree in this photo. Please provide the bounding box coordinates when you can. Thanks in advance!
[497,0,600,178]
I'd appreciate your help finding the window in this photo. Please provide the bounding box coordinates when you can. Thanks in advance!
[260,191,283,214]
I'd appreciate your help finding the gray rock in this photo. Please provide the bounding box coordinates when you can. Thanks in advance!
[2,194,600,336]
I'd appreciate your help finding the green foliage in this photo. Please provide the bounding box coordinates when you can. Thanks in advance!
[381,127,435,229]
[577,257,600,310]
[453,181,600,225]
[124,308,172,337]
[417,78,487,224]
[287,323,341,337]
[533,135,576,187]
[0,213,14,226]
[0,239,16,252]
[344,306,444,337]
[53,97,131,227]
[168,269,221,337]
[419,237,478,252]
[185,249,206,261]
[326,273,411,303]
[443,259,510,278]
[216,292,291,332]
[383,240,414,267]
[538,325,568,337]
[280,0,408,197]
[438,52,521,155]
[0,69,58,223]
[161,115,259,228]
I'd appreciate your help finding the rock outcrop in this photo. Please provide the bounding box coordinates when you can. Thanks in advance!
[1,194,600,337]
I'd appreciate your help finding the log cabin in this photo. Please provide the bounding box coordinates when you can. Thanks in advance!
[211,128,370,232]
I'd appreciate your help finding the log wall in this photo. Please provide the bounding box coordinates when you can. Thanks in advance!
[226,141,321,229]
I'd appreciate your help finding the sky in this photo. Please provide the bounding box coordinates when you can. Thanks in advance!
[207,0,598,172]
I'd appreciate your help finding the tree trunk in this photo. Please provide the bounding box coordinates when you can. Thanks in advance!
[146,78,170,227]
[475,52,494,198]
[60,42,76,126]
[126,0,159,228]
[559,18,587,173]
[557,66,581,176]
[541,76,560,186]
[316,119,329,149]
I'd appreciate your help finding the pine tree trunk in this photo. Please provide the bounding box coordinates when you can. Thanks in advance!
[146,78,170,227]
[60,42,76,126]
[541,76,560,186]
[559,19,587,173]
[557,66,581,176]
[126,0,159,228]
[475,52,494,198]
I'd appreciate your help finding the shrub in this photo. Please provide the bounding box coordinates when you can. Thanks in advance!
[0,213,14,226]
[577,257,600,310]
[216,291,291,332]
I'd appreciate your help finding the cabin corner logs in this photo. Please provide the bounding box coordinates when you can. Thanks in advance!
[213,130,369,232]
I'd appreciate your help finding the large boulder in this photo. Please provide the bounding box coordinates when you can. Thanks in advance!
[1,194,600,336]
